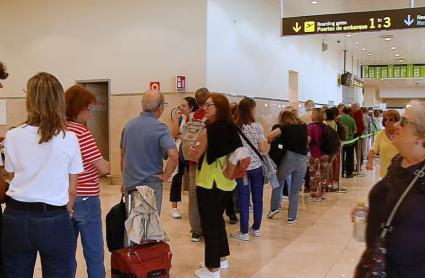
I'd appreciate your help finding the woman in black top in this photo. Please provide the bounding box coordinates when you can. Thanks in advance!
[359,101,425,277]
[267,111,308,224]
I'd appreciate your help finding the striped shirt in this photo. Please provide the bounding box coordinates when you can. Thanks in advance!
[66,121,102,196]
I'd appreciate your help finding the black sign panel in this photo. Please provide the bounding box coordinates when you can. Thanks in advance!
[282,8,425,36]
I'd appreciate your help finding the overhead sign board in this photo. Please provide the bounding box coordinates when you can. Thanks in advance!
[362,64,425,80]
[282,7,425,36]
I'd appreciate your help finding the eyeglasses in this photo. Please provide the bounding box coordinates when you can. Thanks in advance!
[399,116,417,127]
[205,102,215,108]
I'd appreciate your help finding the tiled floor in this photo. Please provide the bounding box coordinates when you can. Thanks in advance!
[34,165,379,277]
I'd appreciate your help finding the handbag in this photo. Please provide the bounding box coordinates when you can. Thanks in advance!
[354,162,425,278]
[236,127,280,189]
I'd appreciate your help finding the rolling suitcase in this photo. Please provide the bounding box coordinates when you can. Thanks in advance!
[111,189,172,278]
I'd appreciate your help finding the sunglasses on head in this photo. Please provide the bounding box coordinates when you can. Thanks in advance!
[399,116,417,127]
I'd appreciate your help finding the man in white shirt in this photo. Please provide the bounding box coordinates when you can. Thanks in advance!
[299,100,315,124]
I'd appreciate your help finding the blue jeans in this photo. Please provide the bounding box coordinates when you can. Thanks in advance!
[270,150,307,219]
[72,196,105,278]
[236,166,264,234]
[2,207,75,278]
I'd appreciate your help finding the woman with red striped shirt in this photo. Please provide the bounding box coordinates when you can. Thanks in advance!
[65,85,110,278]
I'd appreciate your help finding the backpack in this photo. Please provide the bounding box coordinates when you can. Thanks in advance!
[106,195,126,252]
[268,125,285,166]
[336,121,348,142]
[180,120,205,162]
[319,123,341,156]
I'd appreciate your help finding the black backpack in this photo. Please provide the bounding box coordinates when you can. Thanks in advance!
[106,195,126,252]
[268,124,285,166]
[319,123,341,156]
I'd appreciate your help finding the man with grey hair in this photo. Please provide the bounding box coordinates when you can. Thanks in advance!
[120,90,178,214]
[299,100,315,124]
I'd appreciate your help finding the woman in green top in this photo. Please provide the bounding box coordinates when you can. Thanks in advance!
[190,93,242,278]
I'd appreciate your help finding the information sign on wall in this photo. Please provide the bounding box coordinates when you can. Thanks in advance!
[282,7,425,36]
[362,64,425,80]
[150,81,160,91]
[176,75,186,92]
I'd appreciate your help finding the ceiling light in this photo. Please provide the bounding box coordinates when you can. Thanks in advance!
[355,41,359,44]
[385,38,391,41]
[312,1,319,4]
[398,59,405,62]
[361,48,366,51]
[379,34,394,40]
[395,54,400,57]
[372,58,376,60]
[367,53,372,56]
[390,46,397,50]
[346,34,352,37]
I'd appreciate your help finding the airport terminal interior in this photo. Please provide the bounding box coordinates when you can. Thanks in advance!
[1,0,425,277]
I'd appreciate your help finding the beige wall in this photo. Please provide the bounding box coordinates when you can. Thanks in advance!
[0,98,27,136]
[0,0,207,97]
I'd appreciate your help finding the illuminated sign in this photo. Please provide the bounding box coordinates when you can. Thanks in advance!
[352,76,364,88]
[282,7,425,36]
[362,64,425,80]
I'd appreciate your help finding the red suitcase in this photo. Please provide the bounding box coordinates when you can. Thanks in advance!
[111,241,172,278]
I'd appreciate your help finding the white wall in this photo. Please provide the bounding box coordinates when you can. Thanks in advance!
[380,87,425,99]
[0,0,207,97]
[206,0,344,104]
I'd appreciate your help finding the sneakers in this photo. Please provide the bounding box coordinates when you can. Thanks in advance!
[199,260,228,269]
[194,267,220,278]
[170,208,181,219]
[228,215,238,225]
[267,209,281,219]
[231,231,249,241]
[191,232,203,242]
[249,228,261,237]
[287,218,297,224]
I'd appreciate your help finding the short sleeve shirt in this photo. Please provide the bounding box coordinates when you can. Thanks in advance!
[371,130,399,177]
[4,125,83,206]
[120,112,176,189]
[67,121,103,196]
[240,122,266,170]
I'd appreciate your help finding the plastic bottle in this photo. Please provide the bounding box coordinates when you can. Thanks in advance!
[353,202,367,242]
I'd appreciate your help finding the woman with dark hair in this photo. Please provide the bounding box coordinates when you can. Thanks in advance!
[231,98,268,241]
[0,60,9,277]
[169,96,198,219]
[308,108,328,201]
[190,93,243,278]
[267,111,308,223]
[65,85,110,277]
[3,72,83,277]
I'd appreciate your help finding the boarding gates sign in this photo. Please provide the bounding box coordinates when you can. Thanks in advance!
[282,8,425,36]
[362,64,425,80]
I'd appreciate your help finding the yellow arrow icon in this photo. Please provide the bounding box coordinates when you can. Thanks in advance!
[293,22,301,33]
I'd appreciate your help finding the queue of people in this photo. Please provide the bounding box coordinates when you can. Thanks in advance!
[1,59,424,277]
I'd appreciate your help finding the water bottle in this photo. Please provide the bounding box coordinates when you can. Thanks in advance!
[353,202,367,242]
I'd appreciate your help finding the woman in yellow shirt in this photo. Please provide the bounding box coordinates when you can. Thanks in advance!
[366,109,400,177]
[190,93,243,278]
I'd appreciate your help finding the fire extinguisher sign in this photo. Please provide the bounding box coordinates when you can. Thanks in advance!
[176,75,186,92]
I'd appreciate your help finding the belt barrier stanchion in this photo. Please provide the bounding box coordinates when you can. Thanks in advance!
[333,137,358,193]
[355,133,375,177]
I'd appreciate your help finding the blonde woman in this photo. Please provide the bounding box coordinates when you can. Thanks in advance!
[3,72,83,277]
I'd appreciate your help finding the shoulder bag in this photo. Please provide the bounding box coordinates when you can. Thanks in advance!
[236,127,280,189]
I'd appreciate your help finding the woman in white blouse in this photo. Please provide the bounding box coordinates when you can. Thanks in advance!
[3,72,83,277]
